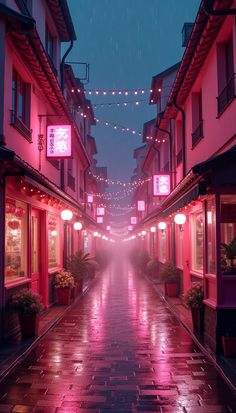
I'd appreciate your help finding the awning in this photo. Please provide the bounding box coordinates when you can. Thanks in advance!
[161,185,200,217]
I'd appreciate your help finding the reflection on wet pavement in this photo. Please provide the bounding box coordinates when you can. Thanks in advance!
[0,254,236,412]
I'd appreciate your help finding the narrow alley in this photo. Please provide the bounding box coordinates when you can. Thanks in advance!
[0,254,236,413]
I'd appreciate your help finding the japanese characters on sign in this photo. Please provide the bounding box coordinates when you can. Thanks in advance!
[87,194,94,203]
[153,174,170,196]
[106,226,111,231]
[137,200,145,211]
[97,217,103,223]
[47,125,72,158]
[128,225,133,231]
[131,216,137,225]
[97,207,105,216]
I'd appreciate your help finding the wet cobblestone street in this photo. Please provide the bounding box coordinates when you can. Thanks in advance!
[0,256,236,413]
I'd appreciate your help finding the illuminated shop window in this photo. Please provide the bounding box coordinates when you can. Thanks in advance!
[191,210,204,273]
[206,198,216,274]
[158,230,167,263]
[48,215,60,269]
[220,195,236,275]
[5,199,28,281]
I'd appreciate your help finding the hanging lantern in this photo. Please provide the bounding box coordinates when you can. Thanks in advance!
[174,213,186,231]
[150,226,156,233]
[158,222,167,231]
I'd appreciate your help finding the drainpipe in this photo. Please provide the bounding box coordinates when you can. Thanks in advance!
[59,40,74,190]
[203,0,236,15]
[173,99,186,177]
[60,39,74,92]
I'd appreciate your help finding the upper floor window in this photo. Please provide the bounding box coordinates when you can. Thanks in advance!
[45,25,54,60]
[67,159,75,191]
[11,69,31,140]
[191,91,203,148]
[217,36,235,116]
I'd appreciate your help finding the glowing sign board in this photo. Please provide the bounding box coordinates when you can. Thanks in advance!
[47,125,71,158]
[97,217,103,223]
[87,194,93,203]
[131,216,137,225]
[153,174,170,196]
[97,207,105,216]
[137,200,145,211]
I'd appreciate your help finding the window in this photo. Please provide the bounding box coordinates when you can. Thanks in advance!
[67,159,75,191]
[5,199,28,282]
[11,69,31,140]
[48,215,60,269]
[206,198,216,274]
[176,228,183,268]
[45,25,54,60]
[158,230,167,263]
[217,36,235,115]
[220,195,236,275]
[191,91,203,147]
[191,210,204,273]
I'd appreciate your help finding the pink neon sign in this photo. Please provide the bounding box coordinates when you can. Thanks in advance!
[131,216,137,224]
[153,174,170,196]
[97,207,105,216]
[47,125,71,158]
[97,217,103,223]
[137,200,145,211]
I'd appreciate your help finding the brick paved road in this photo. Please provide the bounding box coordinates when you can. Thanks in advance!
[0,256,236,412]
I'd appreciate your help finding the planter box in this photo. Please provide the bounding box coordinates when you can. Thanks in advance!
[222,336,236,357]
[56,287,71,305]
[19,312,39,338]
[191,307,204,333]
[165,282,178,297]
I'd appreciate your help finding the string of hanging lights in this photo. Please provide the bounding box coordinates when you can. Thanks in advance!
[98,203,135,210]
[72,87,152,96]
[88,171,150,187]
[92,176,151,199]
[93,98,148,108]
[106,210,131,217]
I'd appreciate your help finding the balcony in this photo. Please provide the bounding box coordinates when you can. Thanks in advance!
[192,120,203,148]
[67,172,75,191]
[10,110,32,141]
[217,74,235,116]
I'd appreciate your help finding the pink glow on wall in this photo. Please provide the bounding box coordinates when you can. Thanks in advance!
[137,200,145,211]
[153,174,170,196]
[47,125,72,158]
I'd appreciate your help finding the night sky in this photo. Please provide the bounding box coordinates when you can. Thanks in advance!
[65,0,200,182]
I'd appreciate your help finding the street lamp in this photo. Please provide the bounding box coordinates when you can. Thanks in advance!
[150,226,156,256]
[73,221,83,230]
[174,213,186,231]
[61,209,73,267]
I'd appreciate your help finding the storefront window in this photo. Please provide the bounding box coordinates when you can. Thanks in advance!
[5,198,28,281]
[158,230,167,262]
[207,198,216,274]
[48,215,60,269]
[220,195,236,275]
[176,228,183,268]
[83,230,90,253]
[191,210,204,273]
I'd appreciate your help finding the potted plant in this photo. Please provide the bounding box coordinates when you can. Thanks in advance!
[66,250,94,295]
[54,269,74,304]
[11,289,43,338]
[221,237,236,274]
[160,261,179,297]
[184,282,204,332]
[146,257,159,279]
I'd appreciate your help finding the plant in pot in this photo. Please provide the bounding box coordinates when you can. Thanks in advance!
[184,282,204,333]
[160,261,179,297]
[146,257,159,279]
[221,334,236,357]
[221,237,236,274]
[66,250,93,295]
[11,289,43,338]
[54,269,74,304]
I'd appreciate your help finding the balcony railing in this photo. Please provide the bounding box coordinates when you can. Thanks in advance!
[176,148,183,166]
[192,120,204,148]
[10,110,32,141]
[217,73,235,116]
[67,172,75,191]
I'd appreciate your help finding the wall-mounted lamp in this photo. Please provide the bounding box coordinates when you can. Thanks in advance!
[141,230,147,236]
[174,213,186,231]
[158,221,167,232]
[73,221,83,231]
[93,231,99,237]
[61,209,73,221]
[150,226,156,233]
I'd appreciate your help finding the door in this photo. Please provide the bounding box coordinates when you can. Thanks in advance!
[31,208,41,294]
